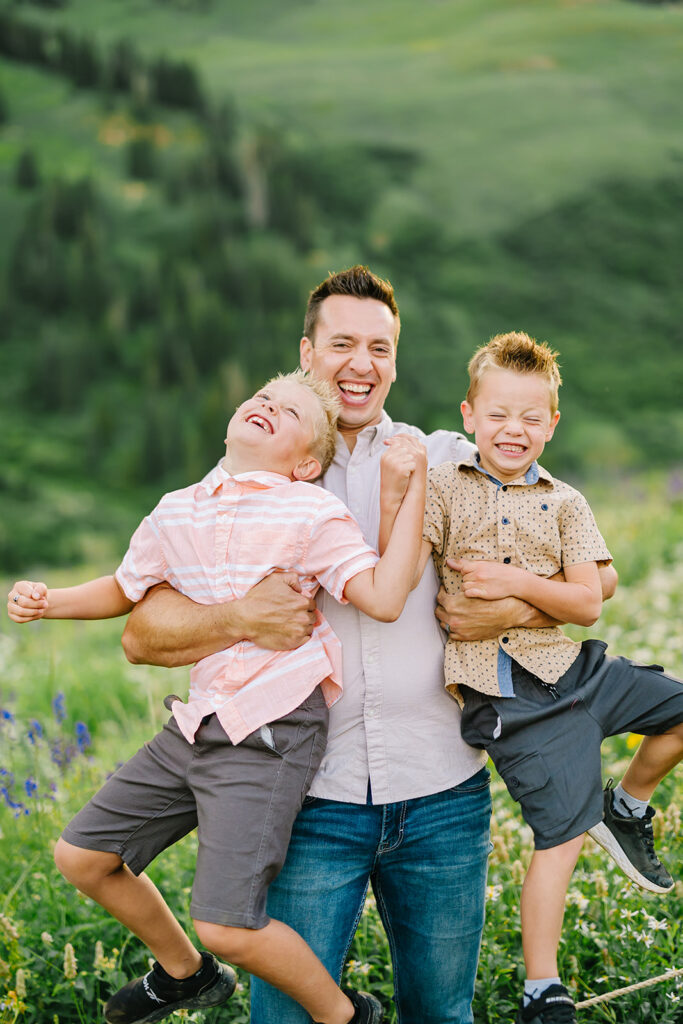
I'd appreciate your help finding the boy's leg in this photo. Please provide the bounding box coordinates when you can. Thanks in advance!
[195,917,362,1024]
[54,841,201,977]
[58,709,236,1023]
[583,653,683,891]
[520,836,584,980]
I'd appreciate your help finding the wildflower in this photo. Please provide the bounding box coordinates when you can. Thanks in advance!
[592,871,608,899]
[0,916,19,941]
[0,990,26,1014]
[485,884,503,903]
[75,721,92,752]
[15,968,27,999]
[1,709,14,724]
[0,959,10,979]
[63,942,78,979]
[41,932,54,945]
[665,803,680,835]
[52,692,67,723]
[510,859,525,884]
[27,719,44,744]
[24,778,38,799]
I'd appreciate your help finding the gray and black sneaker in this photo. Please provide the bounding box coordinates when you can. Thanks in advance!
[315,989,383,1024]
[104,951,236,1024]
[515,984,576,1024]
[587,780,674,894]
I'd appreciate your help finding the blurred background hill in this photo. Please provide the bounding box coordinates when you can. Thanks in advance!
[1,0,682,571]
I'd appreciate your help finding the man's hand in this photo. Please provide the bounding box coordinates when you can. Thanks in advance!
[435,588,534,641]
[238,571,317,650]
[450,558,524,601]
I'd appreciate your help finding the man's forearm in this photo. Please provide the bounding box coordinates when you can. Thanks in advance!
[121,584,246,667]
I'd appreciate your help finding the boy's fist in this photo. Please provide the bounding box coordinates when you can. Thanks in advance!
[7,581,49,623]
[380,435,427,504]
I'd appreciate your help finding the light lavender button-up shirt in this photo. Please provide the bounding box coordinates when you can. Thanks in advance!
[308,412,487,805]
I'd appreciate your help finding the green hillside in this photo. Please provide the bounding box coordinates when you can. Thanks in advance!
[1,0,682,569]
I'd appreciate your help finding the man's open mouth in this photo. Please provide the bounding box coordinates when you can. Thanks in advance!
[338,381,374,403]
[246,414,273,433]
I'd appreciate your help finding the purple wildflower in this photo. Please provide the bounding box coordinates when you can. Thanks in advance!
[51,693,66,723]
[75,722,91,752]
[27,720,44,744]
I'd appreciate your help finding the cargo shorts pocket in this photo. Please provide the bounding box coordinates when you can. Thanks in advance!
[498,751,570,840]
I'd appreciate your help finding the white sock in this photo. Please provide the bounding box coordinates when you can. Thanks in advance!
[524,977,561,1006]
[614,782,649,819]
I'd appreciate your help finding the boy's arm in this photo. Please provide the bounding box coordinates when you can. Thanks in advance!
[8,576,133,622]
[121,573,318,667]
[344,442,427,621]
[452,558,603,627]
[436,562,617,639]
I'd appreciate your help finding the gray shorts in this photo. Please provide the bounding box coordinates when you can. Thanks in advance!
[61,687,328,928]
[460,639,683,849]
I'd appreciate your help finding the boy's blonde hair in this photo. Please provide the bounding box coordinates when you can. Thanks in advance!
[467,331,562,414]
[263,369,340,477]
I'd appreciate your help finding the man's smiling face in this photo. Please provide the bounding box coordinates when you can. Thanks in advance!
[300,294,398,446]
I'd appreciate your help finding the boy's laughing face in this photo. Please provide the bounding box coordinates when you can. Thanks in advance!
[461,368,560,483]
[225,379,322,481]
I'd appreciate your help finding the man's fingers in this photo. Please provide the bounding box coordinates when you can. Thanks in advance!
[276,571,303,594]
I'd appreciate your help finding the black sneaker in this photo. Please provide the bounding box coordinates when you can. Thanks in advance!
[104,951,237,1024]
[515,984,576,1023]
[587,780,674,894]
[315,989,383,1024]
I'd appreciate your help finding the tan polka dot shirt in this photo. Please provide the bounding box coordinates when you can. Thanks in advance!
[423,455,612,703]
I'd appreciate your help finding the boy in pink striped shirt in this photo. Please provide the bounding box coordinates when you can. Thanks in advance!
[9,370,426,1024]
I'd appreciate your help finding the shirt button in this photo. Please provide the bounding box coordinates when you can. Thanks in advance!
[502,517,509,525]
[509,775,520,789]
[541,503,548,511]
[502,636,509,644]
[503,557,511,564]
[366,707,377,718]
[502,485,508,492]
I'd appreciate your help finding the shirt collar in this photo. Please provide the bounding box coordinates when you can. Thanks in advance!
[196,460,293,497]
[456,451,553,488]
[332,411,394,467]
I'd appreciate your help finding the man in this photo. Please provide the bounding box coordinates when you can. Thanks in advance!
[122,266,616,1024]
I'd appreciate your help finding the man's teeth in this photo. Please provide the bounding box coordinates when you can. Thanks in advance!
[339,382,372,394]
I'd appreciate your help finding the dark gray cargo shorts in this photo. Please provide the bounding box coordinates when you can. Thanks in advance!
[460,639,683,849]
[61,687,328,928]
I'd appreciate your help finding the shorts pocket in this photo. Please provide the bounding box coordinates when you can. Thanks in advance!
[498,751,570,839]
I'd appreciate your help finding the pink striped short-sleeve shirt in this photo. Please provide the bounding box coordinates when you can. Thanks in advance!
[115,461,379,744]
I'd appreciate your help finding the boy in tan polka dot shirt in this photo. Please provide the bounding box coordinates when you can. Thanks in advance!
[414,332,683,1024]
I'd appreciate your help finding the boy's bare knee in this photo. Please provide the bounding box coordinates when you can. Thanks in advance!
[54,837,122,888]
[193,920,262,965]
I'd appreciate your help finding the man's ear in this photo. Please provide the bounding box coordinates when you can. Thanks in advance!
[300,336,313,371]
[292,455,322,482]
[460,400,475,434]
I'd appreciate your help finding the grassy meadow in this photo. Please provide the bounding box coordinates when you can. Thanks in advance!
[0,472,681,1023]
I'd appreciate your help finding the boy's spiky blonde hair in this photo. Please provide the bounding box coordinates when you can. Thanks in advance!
[263,369,340,477]
[467,331,562,413]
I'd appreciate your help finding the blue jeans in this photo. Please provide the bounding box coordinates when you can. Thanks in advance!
[250,768,491,1024]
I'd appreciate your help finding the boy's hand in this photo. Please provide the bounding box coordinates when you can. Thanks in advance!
[7,581,49,623]
[380,435,427,505]
[451,559,524,601]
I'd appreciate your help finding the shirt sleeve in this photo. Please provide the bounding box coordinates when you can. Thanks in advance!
[423,464,452,556]
[302,495,379,603]
[559,491,612,568]
[114,509,169,602]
